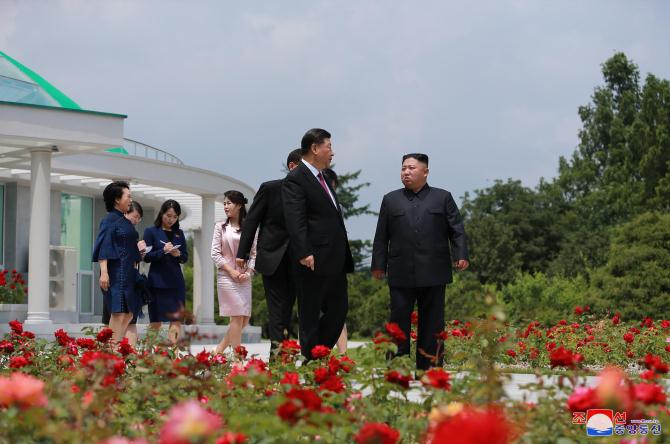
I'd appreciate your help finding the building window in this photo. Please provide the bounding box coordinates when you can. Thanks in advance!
[60,193,93,270]
[60,194,94,313]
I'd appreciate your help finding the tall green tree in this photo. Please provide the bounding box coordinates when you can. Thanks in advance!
[332,168,377,270]
[460,179,563,285]
[551,53,670,274]
[590,212,670,319]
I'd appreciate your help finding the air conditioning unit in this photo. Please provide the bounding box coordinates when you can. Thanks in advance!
[49,246,77,313]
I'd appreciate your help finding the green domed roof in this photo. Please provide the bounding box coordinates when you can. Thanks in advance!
[0,50,81,110]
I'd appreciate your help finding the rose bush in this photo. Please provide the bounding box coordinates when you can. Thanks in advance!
[0,306,668,443]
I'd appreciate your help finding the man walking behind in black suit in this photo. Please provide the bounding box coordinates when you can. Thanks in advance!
[236,149,303,356]
[282,128,354,360]
[371,153,469,370]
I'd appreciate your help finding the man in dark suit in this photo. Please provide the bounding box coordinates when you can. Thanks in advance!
[371,153,469,370]
[236,149,302,354]
[282,128,354,359]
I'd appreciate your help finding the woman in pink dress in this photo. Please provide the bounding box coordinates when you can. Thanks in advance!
[211,190,256,355]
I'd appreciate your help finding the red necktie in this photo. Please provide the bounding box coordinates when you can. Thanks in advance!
[317,172,330,196]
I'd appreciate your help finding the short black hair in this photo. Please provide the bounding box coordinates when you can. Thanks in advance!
[129,201,143,218]
[154,199,181,230]
[286,148,302,168]
[402,153,429,166]
[321,168,339,190]
[103,181,130,212]
[300,128,331,155]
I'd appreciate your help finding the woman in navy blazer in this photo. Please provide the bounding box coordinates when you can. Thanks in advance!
[143,199,188,344]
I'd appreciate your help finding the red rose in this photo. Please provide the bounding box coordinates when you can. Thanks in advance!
[574,306,584,315]
[354,422,400,444]
[288,387,322,410]
[612,312,621,325]
[117,338,135,356]
[280,372,300,385]
[633,383,667,405]
[641,317,654,328]
[429,405,516,444]
[75,338,97,350]
[643,354,669,374]
[549,346,583,369]
[311,345,331,359]
[279,339,301,361]
[196,350,211,366]
[385,370,412,389]
[8,320,23,334]
[640,370,658,380]
[54,329,73,346]
[319,375,345,393]
[411,311,419,325]
[0,340,14,354]
[277,400,301,424]
[567,386,600,412]
[372,332,391,344]
[96,328,113,344]
[623,333,634,344]
[506,349,517,358]
[216,432,247,444]
[9,356,29,368]
[384,322,407,342]
[313,367,330,384]
[234,345,248,359]
[421,368,451,390]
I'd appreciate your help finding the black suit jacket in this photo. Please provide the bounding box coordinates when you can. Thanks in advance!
[237,179,289,276]
[282,162,354,276]
[371,184,468,288]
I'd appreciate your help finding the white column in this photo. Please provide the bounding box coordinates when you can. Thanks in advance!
[191,229,203,321]
[25,148,53,325]
[195,195,216,324]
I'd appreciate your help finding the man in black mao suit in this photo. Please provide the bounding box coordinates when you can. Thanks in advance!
[282,128,354,360]
[371,153,469,370]
[236,149,303,354]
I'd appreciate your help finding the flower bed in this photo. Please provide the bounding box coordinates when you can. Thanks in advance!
[1,309,669,443]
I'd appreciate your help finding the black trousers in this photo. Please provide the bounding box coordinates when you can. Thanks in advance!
[262,252,297,353]
[295,271,348,359]
[389,285,446,370]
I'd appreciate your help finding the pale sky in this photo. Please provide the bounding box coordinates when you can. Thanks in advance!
[2,0,669,240]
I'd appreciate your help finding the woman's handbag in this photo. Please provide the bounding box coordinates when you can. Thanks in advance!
[135,271,153,306]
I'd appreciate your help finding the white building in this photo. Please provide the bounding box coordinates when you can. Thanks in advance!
[0,50,259,341]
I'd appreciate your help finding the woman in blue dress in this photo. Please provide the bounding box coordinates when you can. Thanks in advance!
[143,199,188,345]
[92,181,143,343]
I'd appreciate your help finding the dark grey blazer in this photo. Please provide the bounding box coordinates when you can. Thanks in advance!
[371,184,468,288]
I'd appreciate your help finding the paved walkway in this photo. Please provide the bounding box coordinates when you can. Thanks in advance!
[190,341,598,402]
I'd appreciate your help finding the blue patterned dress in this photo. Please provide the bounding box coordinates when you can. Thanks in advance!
[92,209,142,315]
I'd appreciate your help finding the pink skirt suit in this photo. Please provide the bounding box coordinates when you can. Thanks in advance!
[211,220,256,317]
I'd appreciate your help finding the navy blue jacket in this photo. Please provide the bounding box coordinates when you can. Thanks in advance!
[142,226,188,291]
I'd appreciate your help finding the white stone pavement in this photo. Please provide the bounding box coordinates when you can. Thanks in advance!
[189,341,599,402]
